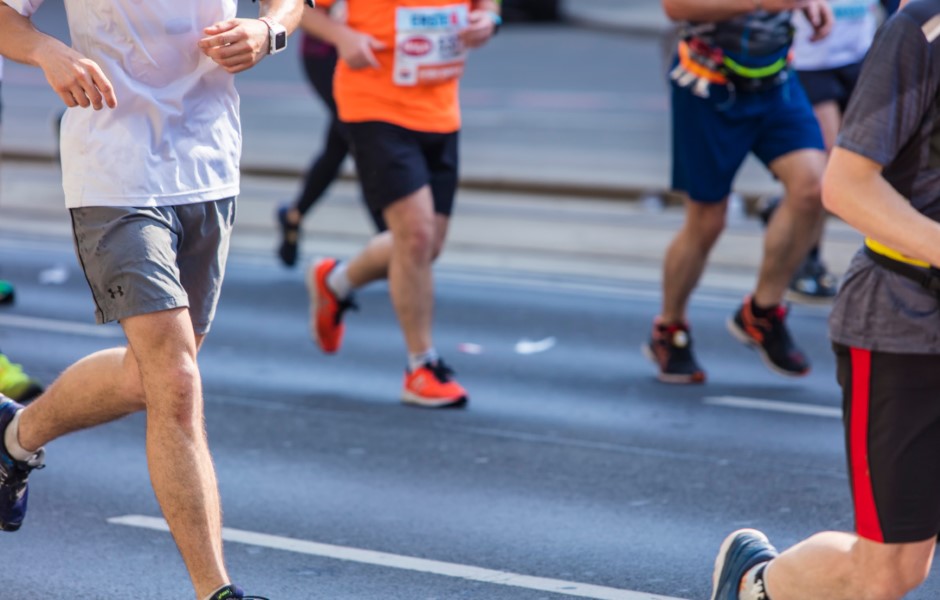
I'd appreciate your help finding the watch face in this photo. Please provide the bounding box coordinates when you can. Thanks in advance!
[275,30,287,50]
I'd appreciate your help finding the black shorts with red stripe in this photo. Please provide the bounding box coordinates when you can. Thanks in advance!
[836,343,940,543]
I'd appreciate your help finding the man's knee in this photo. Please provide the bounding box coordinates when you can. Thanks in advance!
[141,351,202,427]
[784,176,823,215]
[393,215,435,263]
[778,155,825,214]
[684,201,727,246]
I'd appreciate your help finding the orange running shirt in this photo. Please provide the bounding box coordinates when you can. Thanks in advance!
[318,0,471,133]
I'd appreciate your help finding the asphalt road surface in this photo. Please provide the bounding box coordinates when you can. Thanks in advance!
[1,4,936,598]
[1,169,939,599]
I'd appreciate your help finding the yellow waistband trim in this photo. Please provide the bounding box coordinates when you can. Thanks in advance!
[865,237,932,268]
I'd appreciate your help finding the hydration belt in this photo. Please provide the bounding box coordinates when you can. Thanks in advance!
[864,238,940,298]
[673,38,791,98]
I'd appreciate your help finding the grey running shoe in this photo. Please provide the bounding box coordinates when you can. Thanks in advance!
[0,397,44,532]
[711,529,778,600]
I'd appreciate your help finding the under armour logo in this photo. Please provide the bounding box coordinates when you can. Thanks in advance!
[108,286,124,299]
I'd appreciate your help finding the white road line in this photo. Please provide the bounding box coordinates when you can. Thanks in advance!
[704,396,841,419]
[0,313,124,338]
[109,515,686,600]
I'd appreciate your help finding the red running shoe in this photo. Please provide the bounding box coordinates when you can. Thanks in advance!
[307,258,356,354]
[402,360,468,408]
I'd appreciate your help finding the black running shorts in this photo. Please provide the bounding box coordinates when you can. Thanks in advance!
[835,343,940,544]
[345,120,459,216]
[796,62,863,111]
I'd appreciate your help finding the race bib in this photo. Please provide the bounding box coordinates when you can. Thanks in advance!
[394,4,468,87]
[831,0,876,21]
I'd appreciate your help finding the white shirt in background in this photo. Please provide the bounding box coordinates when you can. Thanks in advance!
[0,0,242,208]
[792,0,879,71]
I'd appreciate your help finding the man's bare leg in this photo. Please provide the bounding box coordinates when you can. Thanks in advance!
[121,308,227,599]
[661,198,728,322]
[381,186,438,354]
[17,347,146,448]
[14,309,225,598]
[754,149,826,307]
[765,534,934,600]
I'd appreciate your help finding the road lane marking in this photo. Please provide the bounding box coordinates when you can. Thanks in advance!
[109,515,686,600]
[704,396,841,419]
[0,314,124,338]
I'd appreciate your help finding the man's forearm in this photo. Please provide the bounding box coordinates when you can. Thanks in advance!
[824,148,940,267]
[662,0,759,22]
[0,5,62,67]
[259,0,303,35]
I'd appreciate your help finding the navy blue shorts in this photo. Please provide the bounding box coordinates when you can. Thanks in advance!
[671,71,824,203]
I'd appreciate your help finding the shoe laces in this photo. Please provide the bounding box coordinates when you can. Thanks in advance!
[425,360,455,383]
[0,446,44,487]
[0,355,31,389]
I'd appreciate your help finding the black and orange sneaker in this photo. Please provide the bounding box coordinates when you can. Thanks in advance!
[642,317,706,384]
[727,296,810,377]
[402,360,468,408]
[307,258,357,354]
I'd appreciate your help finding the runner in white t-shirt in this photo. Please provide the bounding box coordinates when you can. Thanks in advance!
[0,2,303,599]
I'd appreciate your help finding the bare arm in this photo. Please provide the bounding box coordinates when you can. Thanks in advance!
[823,148,940,267]
[259,0,303,35]
[462,0,499,49]
[199,0,304,73]
[0,4,116,109]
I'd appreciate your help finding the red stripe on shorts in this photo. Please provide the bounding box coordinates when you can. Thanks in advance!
[849,347,883,542]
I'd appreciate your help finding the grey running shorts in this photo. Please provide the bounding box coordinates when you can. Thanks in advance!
[69,199,236,335]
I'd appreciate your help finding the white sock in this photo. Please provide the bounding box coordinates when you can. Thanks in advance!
[203,584,233,600]
[4,410,41,462]
[739,562,772,600]
[408,348,439,372]
[326,261,353,300]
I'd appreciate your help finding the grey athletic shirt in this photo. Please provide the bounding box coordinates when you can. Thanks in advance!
[829,0,940,353]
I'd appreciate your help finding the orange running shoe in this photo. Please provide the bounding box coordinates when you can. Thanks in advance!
[402,360,468,408]
[307,258,357,354]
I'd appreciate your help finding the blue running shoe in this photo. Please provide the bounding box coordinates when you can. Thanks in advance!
[209,584,269,600]
[0,396,43,532]
[711,528,778,600]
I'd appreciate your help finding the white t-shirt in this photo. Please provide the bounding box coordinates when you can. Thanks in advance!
[792,0,879,71]
[1,0,241,208]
